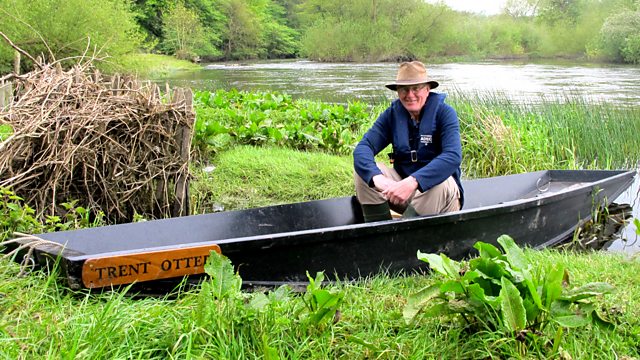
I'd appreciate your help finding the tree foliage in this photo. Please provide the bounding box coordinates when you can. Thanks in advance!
[599,11,640,63]
[0,0,144,73]
[3,0,640,72]
[162,1,218,60]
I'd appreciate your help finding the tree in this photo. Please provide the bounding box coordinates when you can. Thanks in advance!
[537,0,584,24]
[131,0,172,41]
[219,0,263,59]
[162,2,215,60]
[503,0,541,18]
[599,10,640,62]
[256,0,299,58]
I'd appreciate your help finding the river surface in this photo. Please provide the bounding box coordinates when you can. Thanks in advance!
[156,60,640,253]
[158,60,640,105]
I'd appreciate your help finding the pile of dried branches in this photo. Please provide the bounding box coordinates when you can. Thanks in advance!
[0,61,194,223]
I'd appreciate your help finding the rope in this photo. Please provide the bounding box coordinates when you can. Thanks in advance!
[0,232,66,276]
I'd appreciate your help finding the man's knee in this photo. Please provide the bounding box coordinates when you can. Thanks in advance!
[411,176,460,215]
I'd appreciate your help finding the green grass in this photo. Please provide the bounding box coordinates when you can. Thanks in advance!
[103,53,202,78]
[1,248,639,359]
[190,146,354,213]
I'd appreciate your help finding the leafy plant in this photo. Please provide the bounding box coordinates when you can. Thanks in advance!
[300,271,344,327]
[193,89,374,159]
[0,187,41,241]
[43,200,105,232]
[404,235,615,354]
[202,250,242,300]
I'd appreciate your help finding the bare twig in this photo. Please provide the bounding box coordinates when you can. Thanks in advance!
[0,31,42,69]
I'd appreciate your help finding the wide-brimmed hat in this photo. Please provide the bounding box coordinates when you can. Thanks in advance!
[385,61,439,91]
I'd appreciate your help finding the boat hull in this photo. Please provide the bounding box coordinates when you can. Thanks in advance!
[5,169,636,289]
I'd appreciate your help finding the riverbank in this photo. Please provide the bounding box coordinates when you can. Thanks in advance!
[107,53,202,79]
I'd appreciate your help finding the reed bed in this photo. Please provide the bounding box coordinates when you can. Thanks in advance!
[449,92,640,178]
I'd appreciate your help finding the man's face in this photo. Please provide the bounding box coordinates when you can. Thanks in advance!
[397,84,429,116]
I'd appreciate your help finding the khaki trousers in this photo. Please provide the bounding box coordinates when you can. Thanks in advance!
[354,163,461,216]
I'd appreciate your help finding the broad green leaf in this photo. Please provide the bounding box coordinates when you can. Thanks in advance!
[473,275,501,297]
[421,301,451,317]
[314,289,339,308]
[474,241,502,259]
[461,270,480,282]
[521,268,543,310]
[203,251,242,300]
[304,271,343,325]
[496,259,524,283]
[551,301,590,327]
[440,280,465,293]
[268,285,292,303]
[308,290,343,325]
[591,309,615,329]
[523,297,542,322]
[206,121,227,135]
[497,235,529,271]
[577,302,596,316]
[559,282,615,302]
[417,251,460,278]
[542,264,565,309]
[470,257,507,283]
[306,271,324,293]
[468,283,500,309]
[499,277,526,332]
[403,284,441,324]
[442,254,461,278]
[247,292,270,311]
[634,218,640,236]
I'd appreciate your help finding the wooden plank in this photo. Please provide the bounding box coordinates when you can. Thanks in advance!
[81,244,221,288]
[173,88,193,217]
[0,81,12,111]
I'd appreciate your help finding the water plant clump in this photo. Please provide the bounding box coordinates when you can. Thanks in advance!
[404,235,616,356]
[193,89,378,158]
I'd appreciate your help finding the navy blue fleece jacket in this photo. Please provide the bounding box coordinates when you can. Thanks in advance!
[353,92,464,207]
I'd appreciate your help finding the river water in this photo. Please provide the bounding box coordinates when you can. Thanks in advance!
[160,60,640,105]
[157,60,640,253]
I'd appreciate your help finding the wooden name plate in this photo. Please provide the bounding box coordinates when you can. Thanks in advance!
[82,244,222,288]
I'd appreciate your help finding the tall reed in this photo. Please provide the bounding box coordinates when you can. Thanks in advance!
[449,92,640,178]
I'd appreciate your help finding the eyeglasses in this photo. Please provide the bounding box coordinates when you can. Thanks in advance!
[397,84,428,95]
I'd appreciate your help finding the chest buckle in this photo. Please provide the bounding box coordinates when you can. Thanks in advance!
[410,150,418,162]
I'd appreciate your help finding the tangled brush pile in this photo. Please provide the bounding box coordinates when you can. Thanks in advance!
[0,62,194,223]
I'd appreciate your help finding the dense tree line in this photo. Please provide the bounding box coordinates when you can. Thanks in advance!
[1,0,640,74]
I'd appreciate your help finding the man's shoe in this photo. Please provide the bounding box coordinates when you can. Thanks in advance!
[361,203,392,222]
[402,204,420,219]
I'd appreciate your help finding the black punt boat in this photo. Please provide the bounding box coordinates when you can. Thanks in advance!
[4,169,635,290]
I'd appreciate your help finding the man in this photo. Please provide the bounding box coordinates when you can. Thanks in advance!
[353,61,464,222]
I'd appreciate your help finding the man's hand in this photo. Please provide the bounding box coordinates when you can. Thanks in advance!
[372,174,396,192]
[382,176,418,206]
